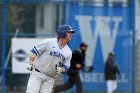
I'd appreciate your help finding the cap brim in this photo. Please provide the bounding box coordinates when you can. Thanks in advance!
[109,54,115,56]
[81,44,88,47]
[68,30,75,33]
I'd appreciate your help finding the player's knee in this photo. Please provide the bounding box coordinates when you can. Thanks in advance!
[26,87,40,93]
[108,89,113,93]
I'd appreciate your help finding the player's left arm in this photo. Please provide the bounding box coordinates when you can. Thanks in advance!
[114,64,120,75]
[55,50,72,76]
[61,52,72,74]
[55,60,70,77]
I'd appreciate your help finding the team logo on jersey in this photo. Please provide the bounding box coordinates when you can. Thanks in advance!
[13,49,27,62]
[49,51,65,61]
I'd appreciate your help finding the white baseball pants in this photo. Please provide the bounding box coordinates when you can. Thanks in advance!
[26,70,55,93]
[107,80,117,93]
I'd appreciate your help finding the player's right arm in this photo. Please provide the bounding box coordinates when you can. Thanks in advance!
[26,39,49,71]
[26,52,36,71]
[28,52,36,62]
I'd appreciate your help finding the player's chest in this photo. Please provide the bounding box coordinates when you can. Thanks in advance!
[47,44,66,53]
[45,44,69,60]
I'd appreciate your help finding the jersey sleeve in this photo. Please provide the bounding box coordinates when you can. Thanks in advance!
[30,39,49,56]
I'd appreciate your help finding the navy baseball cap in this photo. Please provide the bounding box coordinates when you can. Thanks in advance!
[108,52,115,56]
[80,42,88,47]
[57,24,75,33]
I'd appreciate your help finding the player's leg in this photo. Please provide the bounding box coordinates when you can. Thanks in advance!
[26,72,42,93]
[112,80,117,92]
[53,76,74,93]
[40,76,55,93]
[107,80,113,93]
[74,73,82,93]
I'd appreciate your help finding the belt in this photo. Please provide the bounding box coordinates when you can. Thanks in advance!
[35,68,40,72]
[35,68,54,79]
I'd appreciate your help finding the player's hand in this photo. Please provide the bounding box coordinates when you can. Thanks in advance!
[26,61,34,71]
[83,66,93,73]
[76,64,82,69]
[55,65,62,78]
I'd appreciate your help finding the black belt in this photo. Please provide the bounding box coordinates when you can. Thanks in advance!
[35,68,40,72]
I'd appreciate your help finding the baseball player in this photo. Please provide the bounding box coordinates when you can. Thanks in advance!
[25,24,75,93]
[104,53,120,93]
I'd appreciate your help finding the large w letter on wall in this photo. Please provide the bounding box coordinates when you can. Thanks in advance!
[76,15,122,65]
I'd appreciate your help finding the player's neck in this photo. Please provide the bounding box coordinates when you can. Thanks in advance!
[58,38,67,48]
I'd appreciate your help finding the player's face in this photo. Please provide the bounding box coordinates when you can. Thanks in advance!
[65,31,73,41]
[109,55,114,61]
[81,46,88,52]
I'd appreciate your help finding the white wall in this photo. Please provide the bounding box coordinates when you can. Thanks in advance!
[35,3,63,37]
[136,0,140,40]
